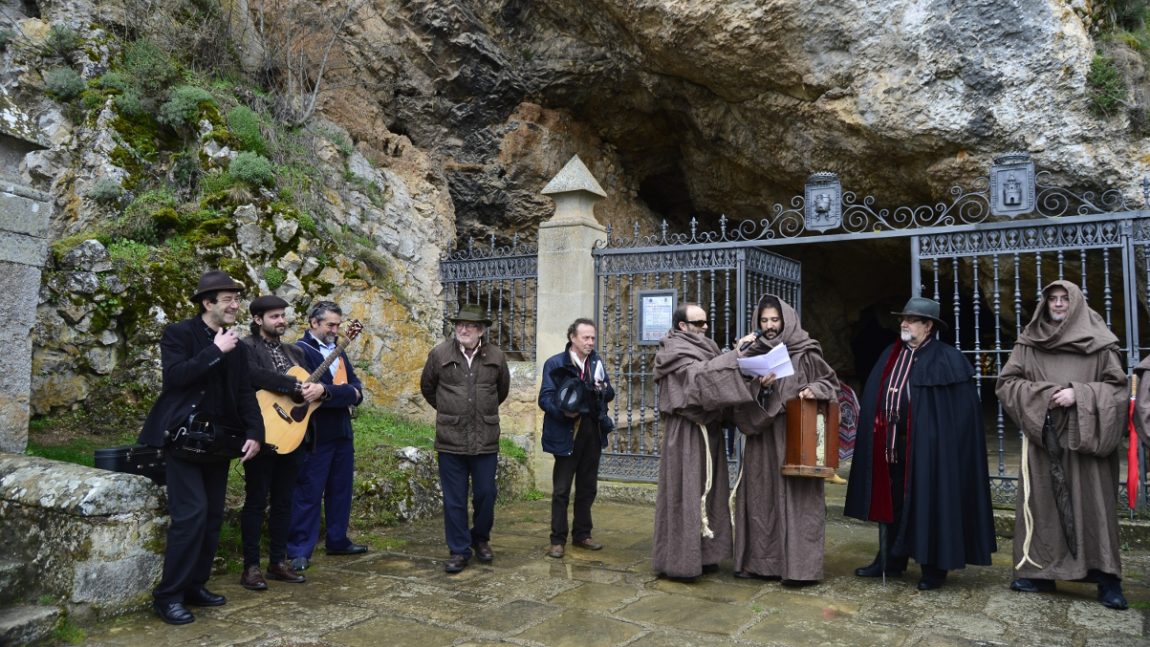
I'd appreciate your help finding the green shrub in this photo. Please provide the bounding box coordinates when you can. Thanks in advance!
[200,170,238,194]
[115,189,177,242]
[297,213,317,235]
[263,266,287,291]
[106,239,151,268]
[227,105,268,156]
[122,40,182,98]
[44,67,84,101]
[114,90,147,118]
[41,24,82,60]
[1087,53,1127,117]
[228,151,275,187]
[96,71,130,94]
[86,179,124,206]
[158,85,216,128]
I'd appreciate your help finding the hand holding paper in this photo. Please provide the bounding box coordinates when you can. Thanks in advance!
[737,343,795,378]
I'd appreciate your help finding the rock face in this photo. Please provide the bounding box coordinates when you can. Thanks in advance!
[10,0,1149,422]
[321,0,1147,236]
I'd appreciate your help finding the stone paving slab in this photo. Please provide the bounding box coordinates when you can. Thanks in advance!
[81,498,1150,647]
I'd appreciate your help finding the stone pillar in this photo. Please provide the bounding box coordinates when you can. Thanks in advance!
[534,155,607,491]
[0,134,50,453]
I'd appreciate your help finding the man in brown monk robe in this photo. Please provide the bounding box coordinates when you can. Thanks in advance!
[651,302,758,581]
[730,295,838,584]
[996,280,1128,610]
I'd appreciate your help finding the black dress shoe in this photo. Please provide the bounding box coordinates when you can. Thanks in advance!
[734,571,781,581]
[444,553,469,574]
[855,560,905,578]
[1098,581,1128,610]
[701,564,719,574]
[473,541,494,563]
[154,600,194,625]
[184,587,226,607]
[917,566,948,591]
[326,542,368,555]
[1011,578,1055,593]
[782,579,819,588]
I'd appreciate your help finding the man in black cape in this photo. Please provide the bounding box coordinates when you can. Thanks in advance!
[844,296,996,590]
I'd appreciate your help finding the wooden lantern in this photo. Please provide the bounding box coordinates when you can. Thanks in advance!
[782,398,840,478]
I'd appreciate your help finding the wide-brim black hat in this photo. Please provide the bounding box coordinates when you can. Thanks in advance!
[450,304,492,327]
[191,270,245,303]
[892,296,948,332]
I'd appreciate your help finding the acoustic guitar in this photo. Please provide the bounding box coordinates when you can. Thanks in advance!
[258,320,364,454]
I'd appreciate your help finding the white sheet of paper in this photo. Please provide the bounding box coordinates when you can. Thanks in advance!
[737,343,795,378]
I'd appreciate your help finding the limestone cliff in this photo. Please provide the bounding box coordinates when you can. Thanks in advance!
[6,0,1148,423]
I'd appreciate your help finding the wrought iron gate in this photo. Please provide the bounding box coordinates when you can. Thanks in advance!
[593,229,801,481]
[595,153,1150,512]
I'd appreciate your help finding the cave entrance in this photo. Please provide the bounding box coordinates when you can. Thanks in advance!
[595,167,1150,510]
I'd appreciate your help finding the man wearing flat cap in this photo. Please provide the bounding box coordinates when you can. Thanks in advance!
[238,295,324,591]
[139,270,264,625]
[845,296,996,591]
[420,304,511,573]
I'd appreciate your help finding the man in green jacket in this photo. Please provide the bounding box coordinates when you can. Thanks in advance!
[420,304,511,573]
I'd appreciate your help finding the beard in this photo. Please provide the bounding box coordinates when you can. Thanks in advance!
[900,330,913,343]
[763,328,780,340]
[1049,313,1067,322]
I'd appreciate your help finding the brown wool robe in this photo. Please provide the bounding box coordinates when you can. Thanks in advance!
[730,296,838,581]
[651,330,756,578]
[995,280,1126,581]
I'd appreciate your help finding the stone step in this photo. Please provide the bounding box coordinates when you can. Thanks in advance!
[0,605,60,646]
[0,559,24,605]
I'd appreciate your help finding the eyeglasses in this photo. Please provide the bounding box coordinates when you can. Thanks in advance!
[687,320,709,327]
[215,295,241,305]
[455,322,481,330]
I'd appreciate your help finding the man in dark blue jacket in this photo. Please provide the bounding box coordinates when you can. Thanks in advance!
[539,318,615,559]
[139,270,263,625]
[287,300,366,571]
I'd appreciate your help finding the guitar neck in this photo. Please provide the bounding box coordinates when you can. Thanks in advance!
[306,338,353,384]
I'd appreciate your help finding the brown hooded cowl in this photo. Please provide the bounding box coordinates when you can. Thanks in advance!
[651,328,757,578]
[995,280,1126,580]
[729,295,838,580]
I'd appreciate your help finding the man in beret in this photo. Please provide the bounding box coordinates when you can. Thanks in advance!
[420,304,510,573]
[844,296,996,591]
[238,295,324,591]
[139,270,264,625]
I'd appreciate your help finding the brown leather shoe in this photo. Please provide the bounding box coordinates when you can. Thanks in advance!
[240,565,268,591]
[547,544,565,559]
[572,537,603,551]
[267,561,306,583]
[473,541,494,563]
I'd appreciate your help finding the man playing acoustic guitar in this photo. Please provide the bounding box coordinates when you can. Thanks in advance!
[287,300,367,571]
[239,295,324,591]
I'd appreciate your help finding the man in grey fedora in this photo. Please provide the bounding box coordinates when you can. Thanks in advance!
[420,304,510,573]
[844,296,996,591]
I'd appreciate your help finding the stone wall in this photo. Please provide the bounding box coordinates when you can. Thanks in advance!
[0,454,166,618]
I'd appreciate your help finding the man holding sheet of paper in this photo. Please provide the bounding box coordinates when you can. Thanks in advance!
[729,294,838,584]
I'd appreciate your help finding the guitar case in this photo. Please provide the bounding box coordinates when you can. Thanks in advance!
[94,444,166,485]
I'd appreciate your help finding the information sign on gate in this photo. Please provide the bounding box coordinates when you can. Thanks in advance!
[637,289,676,345]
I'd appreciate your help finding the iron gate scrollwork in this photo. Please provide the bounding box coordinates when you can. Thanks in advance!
[595,156,1150,515]
[593,238,801,481]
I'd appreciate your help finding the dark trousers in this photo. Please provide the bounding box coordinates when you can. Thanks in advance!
[154,453,229,604]
[241,449,303,567]
[288,437,355,559]
[438,451,498,557]
[550,417,602,545]
[883,418,910,570]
